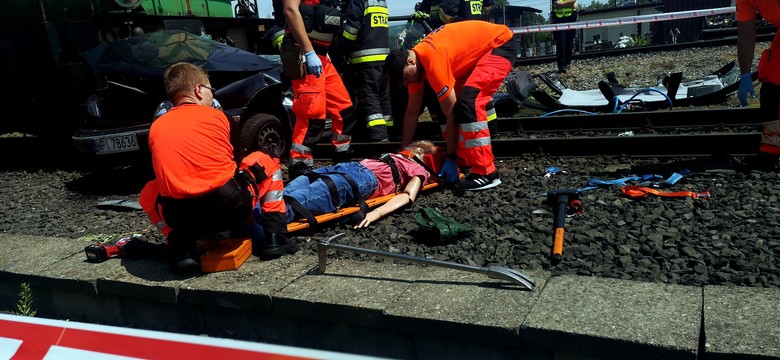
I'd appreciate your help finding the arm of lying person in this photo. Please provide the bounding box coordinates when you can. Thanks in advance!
[354,176,424,229]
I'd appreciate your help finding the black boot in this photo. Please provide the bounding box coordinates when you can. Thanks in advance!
[256,233,299,260]
[289,162,314,180]
[332,149,353,164]
[166,232,201,275]
[120,238,168,260]
[171,250,201,275]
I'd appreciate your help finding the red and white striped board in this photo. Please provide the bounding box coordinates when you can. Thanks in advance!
[0,313,385,360]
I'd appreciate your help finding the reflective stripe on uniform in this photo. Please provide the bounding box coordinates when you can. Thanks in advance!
[334,143,351,152]
[342,30,358,41]
[308,30,333,42]
[291,142,312,155]
[486,107,497,121]
[264,189,284,203]
[272,168,284,181]
[343,24,359,40]
[464,136,491,149]
[351,54,387,63]
[272,30,285,49]
[366,113,386,128]
[364,6,388,15]
[461,121,488,132]
[350,47,390,63]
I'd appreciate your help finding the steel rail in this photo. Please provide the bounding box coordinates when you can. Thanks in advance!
[316,132,759,159]
[317,106,764,159]
[493,107,764,133]
[489,132,760,158]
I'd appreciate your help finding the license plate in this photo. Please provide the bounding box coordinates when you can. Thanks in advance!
[93,133,139,155]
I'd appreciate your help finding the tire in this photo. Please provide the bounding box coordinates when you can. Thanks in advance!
[240,113,289,161]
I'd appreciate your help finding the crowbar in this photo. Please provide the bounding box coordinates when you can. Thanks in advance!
[317,234,535,290]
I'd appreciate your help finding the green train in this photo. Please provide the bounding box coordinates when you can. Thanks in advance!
[0,0,272,137]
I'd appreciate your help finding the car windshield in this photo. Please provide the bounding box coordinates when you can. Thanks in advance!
[81,30,276,74]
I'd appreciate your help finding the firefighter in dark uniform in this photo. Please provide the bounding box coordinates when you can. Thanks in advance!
[551,0,577,73]
[340,0,392,142]
[419,0,493,29]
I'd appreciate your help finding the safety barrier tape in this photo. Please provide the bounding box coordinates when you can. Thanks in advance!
[511,6,735,34]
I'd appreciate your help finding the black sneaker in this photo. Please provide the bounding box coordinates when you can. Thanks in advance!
[289,162,314,180]
[257,233,299,260]
[457,172,501,191]
[171,250,201,275]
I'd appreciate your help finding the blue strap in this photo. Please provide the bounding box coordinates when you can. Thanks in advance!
[538,171,683,198]
[587,174,662,187]
[653,169,690,188]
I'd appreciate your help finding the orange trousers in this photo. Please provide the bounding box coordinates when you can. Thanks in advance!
[290,54,353,167]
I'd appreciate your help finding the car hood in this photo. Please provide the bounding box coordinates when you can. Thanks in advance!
[81,30,277,76]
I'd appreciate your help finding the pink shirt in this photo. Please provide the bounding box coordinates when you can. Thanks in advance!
[360,154,430,198]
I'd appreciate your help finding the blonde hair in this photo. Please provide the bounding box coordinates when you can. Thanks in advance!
[404,140,438,159]
[163,62,209,100]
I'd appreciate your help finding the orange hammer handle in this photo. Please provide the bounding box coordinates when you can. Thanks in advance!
[551,228,565,263]
[550,193,569,264]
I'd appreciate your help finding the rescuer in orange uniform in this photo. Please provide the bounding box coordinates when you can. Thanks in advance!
[283,0,355,178]
[737,0,780,170]
[143,62,297,275]
[385,21,516,191]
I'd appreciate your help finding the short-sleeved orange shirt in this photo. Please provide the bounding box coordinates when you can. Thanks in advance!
[149,104,236,199]
[736,0,780,25]
[409,20,513,101]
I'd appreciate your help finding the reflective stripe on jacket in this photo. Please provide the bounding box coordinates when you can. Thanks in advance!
[553,0,576,18]
[341,0,390,64]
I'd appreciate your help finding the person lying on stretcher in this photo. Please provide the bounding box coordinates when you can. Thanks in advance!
[284,140,440,228]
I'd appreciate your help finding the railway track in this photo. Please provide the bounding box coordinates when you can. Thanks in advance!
[316,107,763,158]
[513,32,776,66]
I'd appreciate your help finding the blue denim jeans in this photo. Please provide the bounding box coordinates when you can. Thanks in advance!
[284,162,378,223]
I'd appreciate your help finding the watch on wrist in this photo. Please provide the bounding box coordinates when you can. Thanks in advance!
[447,153,457,161]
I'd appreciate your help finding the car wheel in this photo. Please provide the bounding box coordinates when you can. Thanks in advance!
[240,113,288,160]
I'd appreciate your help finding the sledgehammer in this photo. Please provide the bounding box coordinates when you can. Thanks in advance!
[546,189,581,265]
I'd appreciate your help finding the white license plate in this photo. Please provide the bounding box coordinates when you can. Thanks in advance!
[93,133,139,155]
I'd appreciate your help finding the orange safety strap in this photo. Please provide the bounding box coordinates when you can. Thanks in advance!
[621,186,710,200]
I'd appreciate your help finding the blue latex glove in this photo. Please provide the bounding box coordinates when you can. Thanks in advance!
[738,72,755,107]
[304,50,322,77]
[439,158,459,185]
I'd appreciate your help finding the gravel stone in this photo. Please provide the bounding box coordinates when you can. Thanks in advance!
[2,44,777,289]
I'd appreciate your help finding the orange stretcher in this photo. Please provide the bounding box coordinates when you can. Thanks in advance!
[199,180,447,273]
[199,149,452,273]
[286,180,444,233]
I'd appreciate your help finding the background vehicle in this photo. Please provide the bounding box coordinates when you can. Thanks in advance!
[71,30,292,168]
[0,0,273,140]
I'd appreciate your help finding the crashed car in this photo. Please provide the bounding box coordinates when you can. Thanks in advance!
[72,30,292,167]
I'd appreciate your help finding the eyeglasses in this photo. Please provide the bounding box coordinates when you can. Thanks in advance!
[200,84,217,93]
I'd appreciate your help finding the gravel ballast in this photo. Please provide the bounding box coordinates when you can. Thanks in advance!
[2,44,777,289]
[2,141,778,289]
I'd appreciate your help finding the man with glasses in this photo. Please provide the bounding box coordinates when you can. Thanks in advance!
[144,62,298,275]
